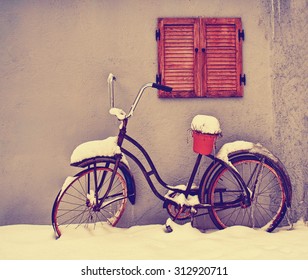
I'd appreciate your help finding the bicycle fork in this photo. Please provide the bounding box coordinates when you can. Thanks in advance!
[89,155,122,212]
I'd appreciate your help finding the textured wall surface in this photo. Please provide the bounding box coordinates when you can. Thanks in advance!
[0,0,306,226]
[264,0,308,221]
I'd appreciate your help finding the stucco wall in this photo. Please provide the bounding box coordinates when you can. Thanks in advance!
[0,0,305,226]
[264,0,308,221]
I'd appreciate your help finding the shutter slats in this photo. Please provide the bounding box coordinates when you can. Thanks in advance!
[159,20,196,97]
[204,22,239,96]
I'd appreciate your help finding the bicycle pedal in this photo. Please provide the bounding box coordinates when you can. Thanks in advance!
[190,207,197,215]
[164,224,173,233]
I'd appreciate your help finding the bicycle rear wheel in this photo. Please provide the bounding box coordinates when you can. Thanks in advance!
[204,153,290,232]
[52,166,127,238]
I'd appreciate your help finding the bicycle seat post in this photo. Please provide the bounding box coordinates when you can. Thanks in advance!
[184,153,203,197]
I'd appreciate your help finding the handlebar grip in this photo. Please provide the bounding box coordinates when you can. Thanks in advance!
[152,83,173,92]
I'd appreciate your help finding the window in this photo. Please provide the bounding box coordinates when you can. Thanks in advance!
[156,18,245,98]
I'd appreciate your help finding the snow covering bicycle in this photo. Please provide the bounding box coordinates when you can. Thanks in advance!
[52,74,292,238]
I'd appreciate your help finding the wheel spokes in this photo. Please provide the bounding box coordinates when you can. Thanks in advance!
[53,166,128,237]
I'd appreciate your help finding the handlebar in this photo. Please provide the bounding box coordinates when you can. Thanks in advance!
[107,73,116,108]
[151,83,173,92]
[107,73,173,119]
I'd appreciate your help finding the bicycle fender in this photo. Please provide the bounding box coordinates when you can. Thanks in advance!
[70,156,136,205]
[200,141,272,187]
[205,141,292,207]
[215,140,280,168]
[217,141,291,201]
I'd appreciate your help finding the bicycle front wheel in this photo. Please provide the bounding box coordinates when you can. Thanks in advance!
[52,166,127,238]
[204,154,289,232]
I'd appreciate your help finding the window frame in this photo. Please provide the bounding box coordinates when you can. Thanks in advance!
[157,17,245,98]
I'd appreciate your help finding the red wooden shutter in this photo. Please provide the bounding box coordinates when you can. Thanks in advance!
[201,18,243,97]
[157,18,200,97]
[157,18,244,98]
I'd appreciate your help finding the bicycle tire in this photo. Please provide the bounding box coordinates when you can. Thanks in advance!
[52,166,127,238]
[201,153,290,232]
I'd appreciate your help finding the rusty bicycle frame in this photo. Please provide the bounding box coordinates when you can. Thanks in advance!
[52,73,292,238]
[92,74,251,221]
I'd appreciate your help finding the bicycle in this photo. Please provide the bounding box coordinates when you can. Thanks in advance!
[51,73,292,238]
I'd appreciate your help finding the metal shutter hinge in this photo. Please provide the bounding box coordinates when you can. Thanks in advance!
[240,74,246,86]
[156,29,160,41]
[238,29,245,41]
[156,74,161,84]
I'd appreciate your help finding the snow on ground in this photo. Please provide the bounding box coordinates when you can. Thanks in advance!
[0,220,307,260]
